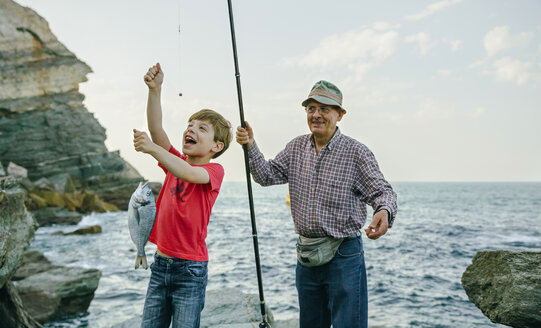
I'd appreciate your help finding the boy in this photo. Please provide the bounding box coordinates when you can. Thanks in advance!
[133,63,232,328]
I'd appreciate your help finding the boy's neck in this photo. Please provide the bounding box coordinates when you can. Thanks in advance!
[186,154,212,165]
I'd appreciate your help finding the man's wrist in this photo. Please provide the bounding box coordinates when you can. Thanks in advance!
[375,207,391,220]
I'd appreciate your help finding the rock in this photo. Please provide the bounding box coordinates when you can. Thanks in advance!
[49,173,75,193]
[0,0,144,210]
[64,225,102,235]
[200,288,274,327]
[0,281,43,328]
[0,177,39,289]
[19,177,35,192]
[62,192,82,212]
[27,192,48,210]
[7,162,28,178]
[15,266,101,324]
[112,289,277,328]
[0,162,5,176]
[31,189,65,207]
[12,250,56,281]
[0,176,41,327]
[31,207,83,226]
[33,177,55,191]
[462,250,541,328]
[81,190,119,213]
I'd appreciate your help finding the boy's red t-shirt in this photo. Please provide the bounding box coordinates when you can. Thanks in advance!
[148,145,224,261]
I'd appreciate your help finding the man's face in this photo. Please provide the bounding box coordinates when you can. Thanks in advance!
[182,119,220,158]
[305,101,344,139]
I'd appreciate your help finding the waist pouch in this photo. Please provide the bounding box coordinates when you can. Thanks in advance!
[296,235,344,267]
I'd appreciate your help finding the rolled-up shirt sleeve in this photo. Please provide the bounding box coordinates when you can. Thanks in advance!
[355,145,398,227]
[246,142,289,186]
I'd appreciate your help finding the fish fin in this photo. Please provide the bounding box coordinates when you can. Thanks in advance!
[135,206,141,225]
[135,255,148,270]
[142,256,148,270]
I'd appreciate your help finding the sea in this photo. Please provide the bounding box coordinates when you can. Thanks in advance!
[29,182,541,328]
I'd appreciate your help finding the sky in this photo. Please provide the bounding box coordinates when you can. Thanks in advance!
[16,0,541,182]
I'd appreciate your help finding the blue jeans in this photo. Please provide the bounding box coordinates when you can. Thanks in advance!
[296,236,367,328]
[141,253,208,328]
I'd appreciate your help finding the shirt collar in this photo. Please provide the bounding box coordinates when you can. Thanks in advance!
[308,127,342,151]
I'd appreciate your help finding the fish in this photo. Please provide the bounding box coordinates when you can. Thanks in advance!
[127,182,156,269]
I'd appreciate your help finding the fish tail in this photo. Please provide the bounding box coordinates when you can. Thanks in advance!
[135,255,148,270]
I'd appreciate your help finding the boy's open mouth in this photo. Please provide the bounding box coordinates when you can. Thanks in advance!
[185,135,197,144]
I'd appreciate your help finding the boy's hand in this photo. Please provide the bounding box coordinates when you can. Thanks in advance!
[133,129,158,154]
[236,121,254,147]
[144,63,164,89]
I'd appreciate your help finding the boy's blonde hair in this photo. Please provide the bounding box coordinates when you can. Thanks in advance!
[189,109,232,158]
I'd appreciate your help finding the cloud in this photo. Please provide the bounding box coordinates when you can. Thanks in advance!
[372,21,401,31]
[437,69,453,77]
[415,98,455,120]
[484,26,533,57]
[405,0,464,21]
[489,57,533,85]
[443,38,463,51]
[283,26,399,80]
[404,32,435,55]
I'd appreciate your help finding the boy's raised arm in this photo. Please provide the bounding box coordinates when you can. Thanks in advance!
[144,63,171,151]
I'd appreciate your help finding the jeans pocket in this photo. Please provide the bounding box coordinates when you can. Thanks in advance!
[186,261,208,279]
[337,238,362,258]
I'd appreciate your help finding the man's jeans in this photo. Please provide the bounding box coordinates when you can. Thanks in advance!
[141,253,208,328]
[296,236,368,328]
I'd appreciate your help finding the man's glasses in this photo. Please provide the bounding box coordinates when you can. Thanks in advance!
[305,106,332,114]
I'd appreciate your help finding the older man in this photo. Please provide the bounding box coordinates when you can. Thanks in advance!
[236,80,397,328]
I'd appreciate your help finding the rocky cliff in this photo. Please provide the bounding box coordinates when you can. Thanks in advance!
[0,0,143,209]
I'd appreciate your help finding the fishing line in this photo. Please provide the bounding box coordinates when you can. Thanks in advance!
[177,0,182,96]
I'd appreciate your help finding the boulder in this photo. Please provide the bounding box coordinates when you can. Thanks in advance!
[27,192,48,209]
[33,177,55,191]
[49,173,76,193]
[201,288,274,327]
[7,162,28,178]
[462,250,541,328]
[64,225,102,235]
[0,281,42,328]
[31,207,83,226]
[81,190,119,213]
[12,250,56,281]
[15,266,101,324]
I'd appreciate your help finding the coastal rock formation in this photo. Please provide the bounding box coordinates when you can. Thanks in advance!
[15,266,102,323]
[0,177,38,290]
[0,0,143,209]
[0,177,41,327]
[462,250,541,328]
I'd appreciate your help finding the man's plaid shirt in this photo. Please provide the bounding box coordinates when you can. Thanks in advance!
[247,128,397,238]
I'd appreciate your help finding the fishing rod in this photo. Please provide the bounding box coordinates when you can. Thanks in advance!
[226,0,270,327]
